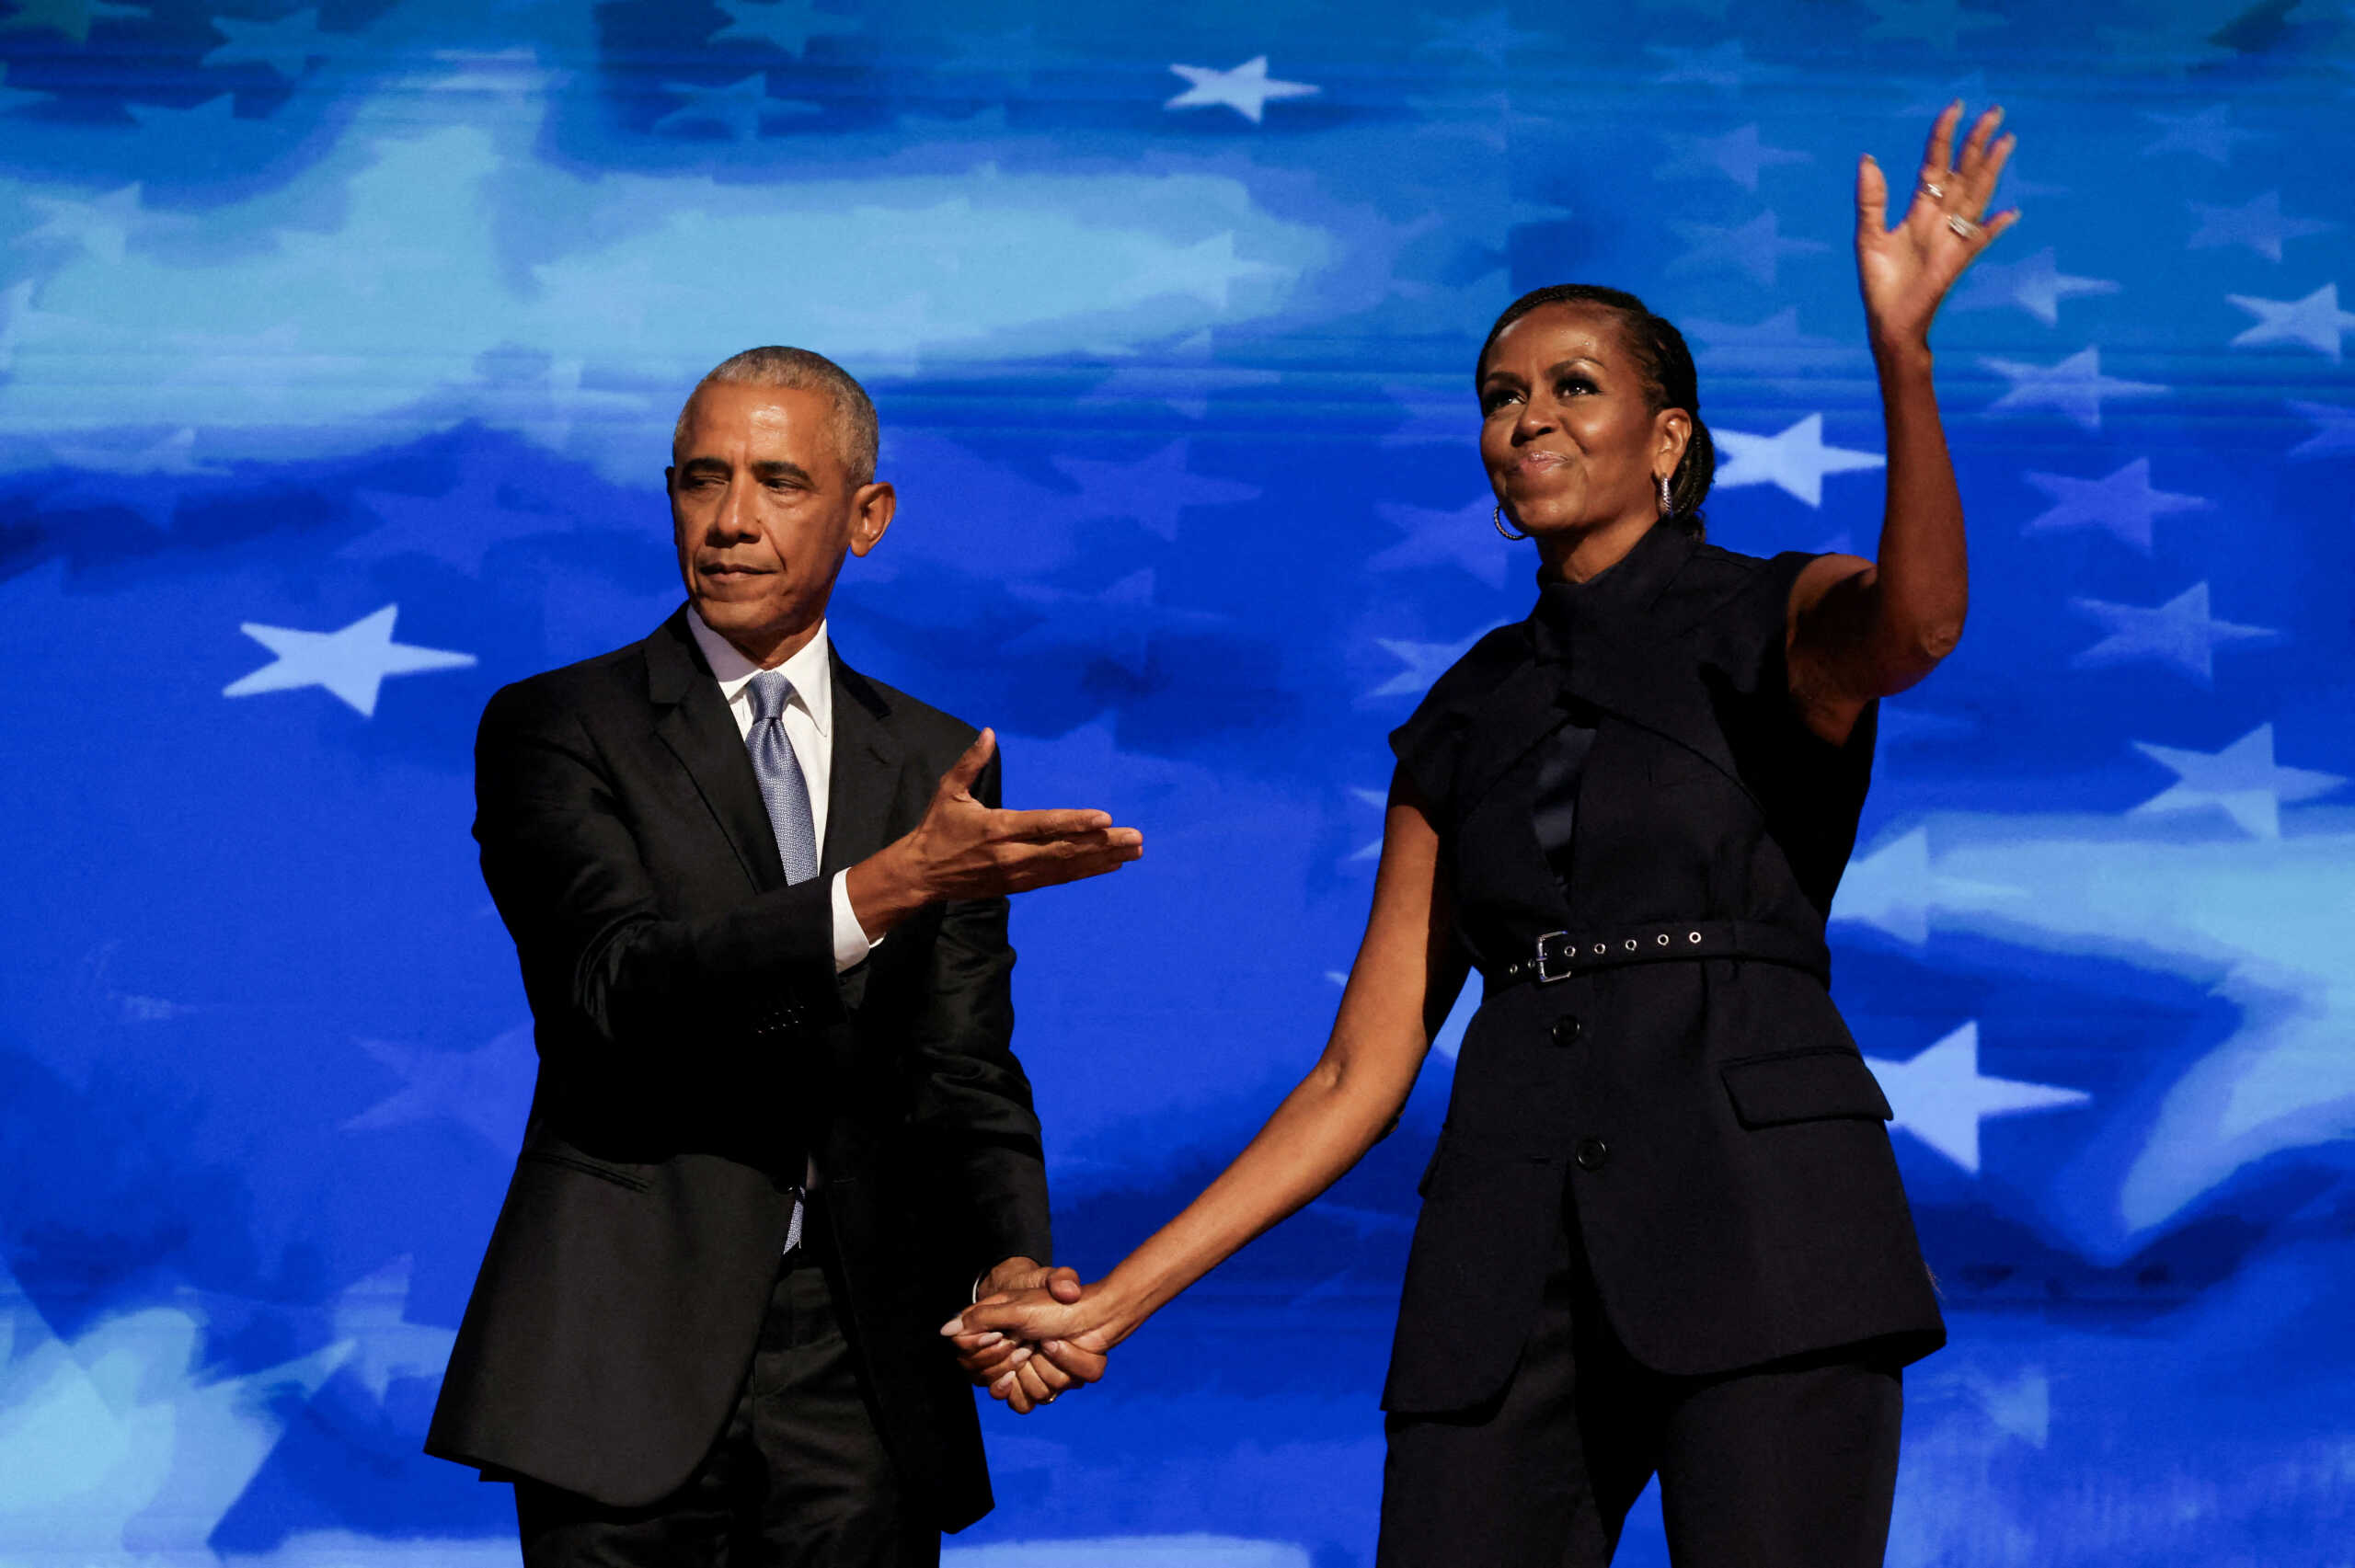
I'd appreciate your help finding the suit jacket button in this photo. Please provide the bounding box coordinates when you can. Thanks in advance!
[1550,1014,1583,1047]
[1575,1137,1610,1172]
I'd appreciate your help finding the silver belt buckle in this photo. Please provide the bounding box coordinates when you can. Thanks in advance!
[1534,931,1579,984]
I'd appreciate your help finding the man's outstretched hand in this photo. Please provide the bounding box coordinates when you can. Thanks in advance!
[941,1260,1109,1414]
[847,728,1143,940]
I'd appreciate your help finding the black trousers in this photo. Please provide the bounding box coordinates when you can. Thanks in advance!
[1378,1204,1903,1568]
[514,1242,936,1568]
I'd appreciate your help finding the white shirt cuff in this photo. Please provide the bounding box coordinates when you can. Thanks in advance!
[829,869,876,973]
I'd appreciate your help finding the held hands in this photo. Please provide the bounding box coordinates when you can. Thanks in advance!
[1856,102,2019,357]
[942,1271,1123,1415]
[846,728,1143,939]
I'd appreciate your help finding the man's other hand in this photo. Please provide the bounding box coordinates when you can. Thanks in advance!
[846,729,1143,939]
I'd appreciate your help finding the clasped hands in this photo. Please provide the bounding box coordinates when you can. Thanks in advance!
[941,1260,1120,1413]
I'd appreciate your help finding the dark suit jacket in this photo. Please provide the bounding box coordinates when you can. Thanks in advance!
[425,608,1051,1529]
[1381,523,1944,1413]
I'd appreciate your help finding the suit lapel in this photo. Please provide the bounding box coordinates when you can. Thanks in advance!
[645,609,788,892]
[821,655,906,877]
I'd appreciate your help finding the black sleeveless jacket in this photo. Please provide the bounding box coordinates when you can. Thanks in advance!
[1382,522,1944,1413]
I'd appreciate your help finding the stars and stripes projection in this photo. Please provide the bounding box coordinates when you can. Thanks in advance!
[1,1,2351,1563]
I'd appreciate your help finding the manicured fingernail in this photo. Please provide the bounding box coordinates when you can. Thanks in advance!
[1006,1345,1032,1365]
[938,1318,963,1335]
[974,1332,1003,1347]
[1043,1340,1063,1352]
[993,1372,1015,1392]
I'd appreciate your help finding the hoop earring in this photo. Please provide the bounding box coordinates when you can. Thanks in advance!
[1492,503,1528,542]
[1656,474,1674,520]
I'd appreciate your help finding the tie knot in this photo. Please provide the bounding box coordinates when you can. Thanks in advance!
[745,669,796,724]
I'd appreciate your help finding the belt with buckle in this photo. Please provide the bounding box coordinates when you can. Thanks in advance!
[1491,919,1831,988]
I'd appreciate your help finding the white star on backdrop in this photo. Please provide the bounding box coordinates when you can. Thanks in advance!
[223,604,477,717]
[344,1024,536,1148]
[1667,210,1828,288]
[202,7,350,78]
[1866,1022,2089,1174]
[1368,497,1511,588]
[1864,0,2006,51]
[707,0,860,55]
[0,0,147,42]
[2070,581,2275,684]
[1831,826,2022,945]
[2227,283,2355,361]
[2020,458,2209,553]
[330,1256,461,1403]
[1682,307,1853,374]
[2188,190,2336,262]
[1123,231,1281,310]
[2140,104,2266,165]
[16,181,143,265]
[1050,441,1259,543]
[2131,724,2344,839]
[1004,569,1227,676]
[654,74,820,138]
[1367,631,1485,700]
[1982,347,2166,430]
[2285,399,2355,460]
[1165,57,1319,123]
[1713,414,1884,506]
[1343,784,1389,864]
[1952,246,2120,326]
[1655,123,1810,191]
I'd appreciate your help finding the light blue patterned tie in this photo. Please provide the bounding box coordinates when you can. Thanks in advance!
[743,670,821,887]
[744,668,819,1253]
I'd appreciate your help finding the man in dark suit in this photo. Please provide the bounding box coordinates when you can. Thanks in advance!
[426,346,1137,1565]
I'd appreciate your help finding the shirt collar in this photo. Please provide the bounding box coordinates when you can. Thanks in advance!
[685,605,834,739]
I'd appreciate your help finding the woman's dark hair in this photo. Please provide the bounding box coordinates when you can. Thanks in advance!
[1475,284,1716,538]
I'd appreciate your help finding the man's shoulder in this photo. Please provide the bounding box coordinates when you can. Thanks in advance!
[838,662,980,759]
[480,632,659,736]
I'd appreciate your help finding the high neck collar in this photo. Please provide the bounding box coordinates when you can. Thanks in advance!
[1530,521,1694,659]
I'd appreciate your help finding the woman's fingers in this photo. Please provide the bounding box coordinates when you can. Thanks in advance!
[1856,154,1890,240]
[1038,1338,1110,1384]
[1919,99,1963,184]
[1956,104,2002,177]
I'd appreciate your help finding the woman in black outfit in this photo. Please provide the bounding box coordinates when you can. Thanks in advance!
[955,103,2019,1566]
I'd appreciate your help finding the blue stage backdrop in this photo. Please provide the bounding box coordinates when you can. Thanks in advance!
[3,1,2352,1562]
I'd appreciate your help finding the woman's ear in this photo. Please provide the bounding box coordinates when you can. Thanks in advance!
[1655,406,1693,480]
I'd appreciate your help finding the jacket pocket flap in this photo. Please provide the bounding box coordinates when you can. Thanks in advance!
[1720,1048,1892,1129]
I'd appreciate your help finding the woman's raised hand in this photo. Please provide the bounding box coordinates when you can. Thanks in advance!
[1855,102,2018,356]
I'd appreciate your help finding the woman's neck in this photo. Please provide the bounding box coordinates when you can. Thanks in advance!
[1535,511,1657,585]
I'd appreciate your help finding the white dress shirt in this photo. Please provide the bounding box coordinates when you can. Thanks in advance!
[685,607,876,974]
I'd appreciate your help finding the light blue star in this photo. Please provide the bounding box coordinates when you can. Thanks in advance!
[2069,581,2276,684]
[1713,414,1884,506]
[341,448,572,573]
[2286,399,2355,460]
[1681,307,1851,373]
[1165,56,1319,123]
[1368,497,1511,589]
[1982,346,2166,430]
[707,0,860,57]
[2131,723,2343,839]
[1050,441,1259,543]
[202,7,349,79]
[2140,104,2266,166]
[1866,1022,2088,1174]
[345,1024,536,1149]
[1864,0,2005,51]
[222,604,477,717]
[16,181,142,265]
[1427,10,1549,64]
[2020,458,2209,554]
[653,74,821,138]
[1367,631,1485,700]
[1646,40,1783,89]
[1953,246,2120,327]
[1004,569,1227,676]
[1667,209,1828,288]
[1655,123,1810,192]
[1832,827,2025,948]
[2188,190,2336,263]
[328,1256,461,1404]
[2227,282,2355,362]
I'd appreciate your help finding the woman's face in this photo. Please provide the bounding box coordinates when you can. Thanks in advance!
[1477,303,1688,542]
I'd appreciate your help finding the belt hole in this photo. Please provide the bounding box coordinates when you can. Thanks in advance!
[1688,931,1703,943]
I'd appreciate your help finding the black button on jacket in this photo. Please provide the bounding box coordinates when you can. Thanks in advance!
[1381,523,1944,1415]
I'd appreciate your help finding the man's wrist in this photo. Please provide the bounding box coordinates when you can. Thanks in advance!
[845,839,931,940]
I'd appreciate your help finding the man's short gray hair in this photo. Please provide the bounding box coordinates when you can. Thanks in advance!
[672,346,880,486]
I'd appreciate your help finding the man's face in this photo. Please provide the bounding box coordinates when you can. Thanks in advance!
[666,382,892,659]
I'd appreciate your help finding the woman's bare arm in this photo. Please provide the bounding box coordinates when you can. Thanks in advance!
[953,785,1467,1380]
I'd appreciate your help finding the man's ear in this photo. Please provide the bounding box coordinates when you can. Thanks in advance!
[663,464,676,495]
[848,481,896,557]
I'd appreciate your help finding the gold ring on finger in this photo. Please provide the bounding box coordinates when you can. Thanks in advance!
[1946,213,1984,241]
